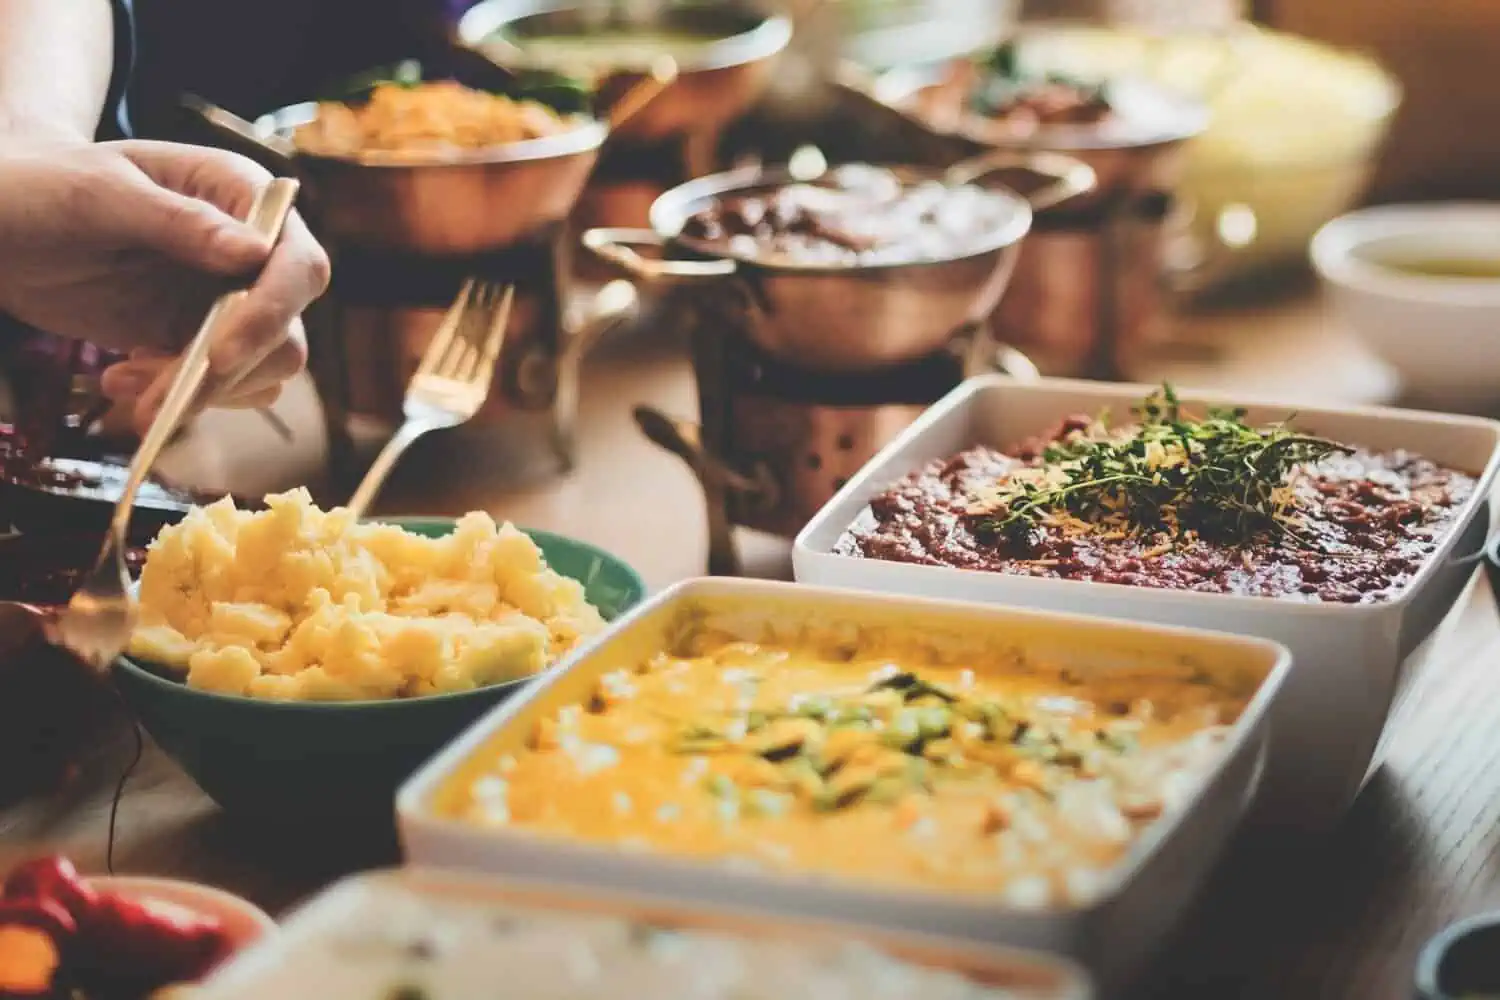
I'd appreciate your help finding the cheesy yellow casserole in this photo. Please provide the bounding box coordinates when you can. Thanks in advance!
[437,621,1250,906]
[128,490,605,702]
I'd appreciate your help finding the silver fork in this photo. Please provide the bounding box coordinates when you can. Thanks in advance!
[344,279,514,519]
[49,179,302,672]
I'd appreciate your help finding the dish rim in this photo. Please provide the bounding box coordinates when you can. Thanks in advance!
[872,67,1210,153]
[397,575,1292,918]
[267,105,610,170]
[87,875,277,937]
[1413,909,1500,1000]
[115,517,647,712]
[1311,202,1500,306]
[647,161,1036,274]
[458,0,795,77]
[793,374,1500,619]
[201,865,1094,999]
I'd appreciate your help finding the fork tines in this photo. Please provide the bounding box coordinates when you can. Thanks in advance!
[417,279,514,384]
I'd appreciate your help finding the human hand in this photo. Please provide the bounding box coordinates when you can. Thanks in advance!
[0,139,330,432]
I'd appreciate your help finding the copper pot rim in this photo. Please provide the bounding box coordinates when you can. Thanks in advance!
[871,67,1209,154]
[644,162,1037,276]
[457,0,792,78]
[256,102,610,171]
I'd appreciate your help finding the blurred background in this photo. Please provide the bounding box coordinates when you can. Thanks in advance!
[8,0,1500,517]
[126,0,1500,202]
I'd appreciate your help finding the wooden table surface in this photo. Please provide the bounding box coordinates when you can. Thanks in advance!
[3,292,1494,1000]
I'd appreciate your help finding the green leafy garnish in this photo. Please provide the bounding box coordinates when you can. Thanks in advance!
[314,59,594,116]
[970,385,1350,549]
[971,44,1110,117]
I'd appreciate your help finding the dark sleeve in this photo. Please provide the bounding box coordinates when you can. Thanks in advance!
[96,0,135,140]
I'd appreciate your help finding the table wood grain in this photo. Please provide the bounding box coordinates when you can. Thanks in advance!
[2,296,1493,999]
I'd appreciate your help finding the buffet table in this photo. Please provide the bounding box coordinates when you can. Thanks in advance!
[1,293,1489,1000]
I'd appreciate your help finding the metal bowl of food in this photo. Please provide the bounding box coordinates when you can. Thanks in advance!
[457,0,792,144]
[954,23,1402,295]
[187,75,608,255]
[839,44,1208,213]
[582,152,1095,371]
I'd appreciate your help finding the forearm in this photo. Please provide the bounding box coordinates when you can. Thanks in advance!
[0,0,114,144]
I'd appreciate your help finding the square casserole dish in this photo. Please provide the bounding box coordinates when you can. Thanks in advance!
[399,578,1291,992]
[793,375,1500,834]
[194,867,1094,1000]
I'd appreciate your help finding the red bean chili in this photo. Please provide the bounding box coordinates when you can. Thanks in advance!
[835,422,1476,604]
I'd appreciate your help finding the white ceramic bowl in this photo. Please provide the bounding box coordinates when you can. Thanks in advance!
[1311,203,1500,408]
[794,376,1500,835]
[399,578,1292,992]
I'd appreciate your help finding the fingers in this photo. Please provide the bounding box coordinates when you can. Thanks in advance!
[102,141,274,276]
[99,358,162,401]
[206,219,327,387]
[103,322,305,435]
[89,140,328,428]
[124,367,289,435]
[211,322,308,400]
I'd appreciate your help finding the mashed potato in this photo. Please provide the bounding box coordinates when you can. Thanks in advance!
[127,490,607,702]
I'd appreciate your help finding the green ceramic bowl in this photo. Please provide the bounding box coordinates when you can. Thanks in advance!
[113,518,645,824]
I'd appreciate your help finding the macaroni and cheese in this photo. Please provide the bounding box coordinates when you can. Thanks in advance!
[128,490,605,702]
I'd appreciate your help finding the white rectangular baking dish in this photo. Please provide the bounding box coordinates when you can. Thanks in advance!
[196,868,1093,1000]
[398,578,1291,993]
[794,375,1500,834]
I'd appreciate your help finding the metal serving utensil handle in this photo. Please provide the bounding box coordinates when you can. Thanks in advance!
[580,228,738,285]
[993,343,1041,381]
[953,319,1041,382]
[944,150,1098,213]
[632,406,773,499]
[105,179,302,544]
[633,405,777,579]
[180,94,299,175]
[606,56,680,132]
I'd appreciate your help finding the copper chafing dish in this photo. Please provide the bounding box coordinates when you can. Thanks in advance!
[457,0,792,146]
[842,56,1208,210]
[459,0,791,251]
[830,43,1209,379]
[187,88,607,257]
[185,69,645,472]
[581,150,1096,372]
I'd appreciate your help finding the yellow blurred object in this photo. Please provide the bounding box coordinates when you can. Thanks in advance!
[129,490,606,701]
[1267,0,1500,202]
[0,925,58,996]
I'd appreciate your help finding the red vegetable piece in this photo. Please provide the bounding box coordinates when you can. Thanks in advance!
[76,890,232,992]
[3,856,98,922]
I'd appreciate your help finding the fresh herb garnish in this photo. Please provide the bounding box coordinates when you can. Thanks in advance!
[968,385,1350,548]
[866,671,958,703]
[314,59,594,116]
[971,43,1110,118]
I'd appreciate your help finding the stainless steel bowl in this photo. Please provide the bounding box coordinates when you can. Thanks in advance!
[457,0,792,144]
[582,151,1096,372]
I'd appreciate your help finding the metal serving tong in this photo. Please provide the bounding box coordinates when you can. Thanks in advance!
[40,180,302,672]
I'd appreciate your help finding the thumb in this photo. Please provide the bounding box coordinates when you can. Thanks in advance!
[109,168,271,276]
